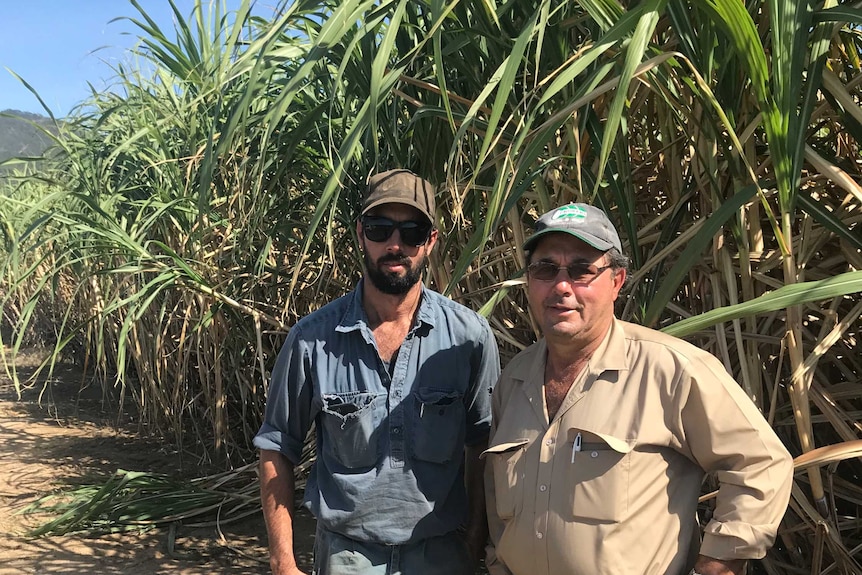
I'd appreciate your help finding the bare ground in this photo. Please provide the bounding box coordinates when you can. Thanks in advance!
[0,353,315,575]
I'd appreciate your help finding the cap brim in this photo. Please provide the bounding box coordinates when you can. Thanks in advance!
[523,229,615,253]
[361,198,434,224]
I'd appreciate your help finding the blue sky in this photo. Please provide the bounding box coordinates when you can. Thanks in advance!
[0,1,220,117]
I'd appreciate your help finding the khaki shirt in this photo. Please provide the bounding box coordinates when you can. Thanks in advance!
[484,319,793,575]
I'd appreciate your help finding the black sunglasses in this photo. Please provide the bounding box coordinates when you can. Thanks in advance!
[361,216,432,247]
[527,261,613,283]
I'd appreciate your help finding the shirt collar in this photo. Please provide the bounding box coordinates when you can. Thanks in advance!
[588,317,629,374]
[335,278,436,334]
[509,317,630,383]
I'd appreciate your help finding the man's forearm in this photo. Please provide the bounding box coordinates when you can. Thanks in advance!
[465,441,489,565]
[259,449,304,575]
[693,555,746,575]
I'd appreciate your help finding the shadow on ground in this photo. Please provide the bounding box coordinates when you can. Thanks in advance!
[0,350,315,575]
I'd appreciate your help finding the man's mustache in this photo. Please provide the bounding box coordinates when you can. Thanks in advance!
[377,254,411,266]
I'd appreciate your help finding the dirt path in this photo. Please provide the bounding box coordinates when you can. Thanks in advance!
[0,355,314,575]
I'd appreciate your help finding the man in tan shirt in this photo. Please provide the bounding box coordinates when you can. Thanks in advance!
[484,203,793,575]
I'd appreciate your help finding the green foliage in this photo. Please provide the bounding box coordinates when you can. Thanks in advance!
[1,0,861,570]
[24,465,259,536]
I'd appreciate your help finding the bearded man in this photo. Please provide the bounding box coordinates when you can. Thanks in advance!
[255,169,500,575]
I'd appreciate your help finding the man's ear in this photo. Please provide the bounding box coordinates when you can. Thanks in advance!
[611,267,627,300]
[426,228,439,251]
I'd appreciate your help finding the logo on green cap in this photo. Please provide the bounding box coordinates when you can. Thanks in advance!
[551,204,587,223]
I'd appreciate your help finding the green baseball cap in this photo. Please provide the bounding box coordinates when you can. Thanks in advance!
[523,203,622,253]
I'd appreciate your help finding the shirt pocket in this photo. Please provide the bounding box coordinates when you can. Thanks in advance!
[320,391,385,469]
[411,388,465,464]
[565,429,634,523]
[483,439,530,520]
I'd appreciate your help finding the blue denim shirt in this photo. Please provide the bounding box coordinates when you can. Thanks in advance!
[254,281,500,545]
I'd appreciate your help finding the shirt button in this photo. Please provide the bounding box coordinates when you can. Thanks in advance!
[393,427,401,435]
[591,451,599,458]
[545,438,554,445]
[536,532,543,539]
[539,485,547,492]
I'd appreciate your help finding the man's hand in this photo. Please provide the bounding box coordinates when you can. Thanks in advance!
[464,442,489,569]
[260,450,306,575]
[270,555,308,575]
[464,524,487,567]
[693,555,747,575]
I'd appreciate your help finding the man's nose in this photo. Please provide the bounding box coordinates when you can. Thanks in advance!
[548,270,577,293]
[384,229,406,250]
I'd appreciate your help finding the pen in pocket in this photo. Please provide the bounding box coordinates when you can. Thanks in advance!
[571,432,582,463]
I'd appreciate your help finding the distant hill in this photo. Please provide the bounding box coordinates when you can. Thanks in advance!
[0,110,56,165]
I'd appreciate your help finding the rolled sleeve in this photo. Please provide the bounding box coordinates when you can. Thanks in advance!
[253,423,304,464]
[700,520,786,559]
[253,326,314,465]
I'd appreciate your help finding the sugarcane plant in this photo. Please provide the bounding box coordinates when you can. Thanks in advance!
[1,0,861,571]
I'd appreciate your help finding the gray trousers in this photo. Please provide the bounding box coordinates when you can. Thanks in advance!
[312,525,473,575]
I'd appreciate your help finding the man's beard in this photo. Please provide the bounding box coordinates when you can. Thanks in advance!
[364,249,426,295]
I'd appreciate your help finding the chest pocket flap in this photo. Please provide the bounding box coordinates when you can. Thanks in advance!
[481,439,530,458]
[568,428,635,454]
[483,439,530,519]
[412,388,465,464]
[564,428,635,523]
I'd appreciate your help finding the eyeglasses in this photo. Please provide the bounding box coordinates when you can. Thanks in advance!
[361,216,432,247]
[527,261,613,283]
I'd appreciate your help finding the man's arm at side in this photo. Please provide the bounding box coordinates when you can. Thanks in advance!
[483,384,514,575]
[692,556,746,575]
[483,447,514,575]
[682,355,794,565]
[464,440,488,568]
[259,449,307,575]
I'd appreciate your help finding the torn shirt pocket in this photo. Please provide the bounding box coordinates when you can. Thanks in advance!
[320,391,385,469]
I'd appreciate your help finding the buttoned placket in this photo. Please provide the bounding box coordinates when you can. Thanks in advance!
[533,419,561,575]
[378,328,417,470]
[529,360,592,575]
